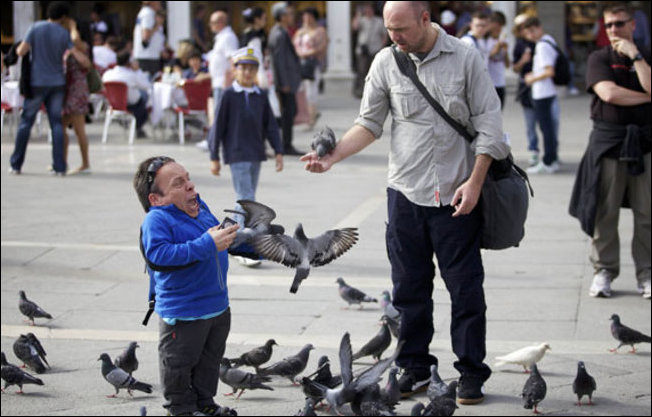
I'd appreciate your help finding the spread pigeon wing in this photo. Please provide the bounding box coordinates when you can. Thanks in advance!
[238,200,277,230]
[339,333,353,386]
[253,234,303,267]
[309,228,359,267]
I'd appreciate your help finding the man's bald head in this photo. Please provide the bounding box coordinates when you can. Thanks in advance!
[384,1,430,21]
[210,11,229,33]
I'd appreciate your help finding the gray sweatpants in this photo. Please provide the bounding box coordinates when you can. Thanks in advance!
[158,309,231,415]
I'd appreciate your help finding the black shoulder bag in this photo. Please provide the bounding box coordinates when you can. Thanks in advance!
[391,46,533,250]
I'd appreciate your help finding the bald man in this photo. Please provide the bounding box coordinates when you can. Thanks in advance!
[302,1,509,404]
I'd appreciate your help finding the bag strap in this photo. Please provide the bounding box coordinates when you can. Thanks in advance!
[391,46,475,144]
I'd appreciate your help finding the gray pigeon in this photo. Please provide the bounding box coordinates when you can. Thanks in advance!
[230,339,277,372]
[352,316,392,362]
[422,381,458,416]
[383,314,401,340]
[13,334,47,374]
[114,341,139,376]
[301,376,328,406]
[426,364,448,401]
[380,291,400,321]
[572,361,596,406]
[522,364,546,414]
[353,383,397,416]
[25,333,49,369]
[380,367,400,408]
[18,290,53,325]
[253,224,358,294]
[1,351,44,394]
[257,344,314,384]
[609,314,651,353]
[411,402,426,416]
[98,353,153,397]
[337,277,378,309]
[310,126,336,158]
[306,355,342,389]
[225,200,285,248]
[294,398,318,416]
[219,358,273,399]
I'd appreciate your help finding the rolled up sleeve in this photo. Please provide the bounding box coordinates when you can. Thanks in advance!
[354,50,391,139]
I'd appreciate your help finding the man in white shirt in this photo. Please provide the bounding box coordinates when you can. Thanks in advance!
[133,1,163,78]
[93,36,120,71]
[460,12,491,67]
[102,51,151,138]
[523,17,561,174]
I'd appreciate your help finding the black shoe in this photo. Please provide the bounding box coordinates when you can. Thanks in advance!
[398,369,430,398]
[137,130,148,139]
[201,405,237,416]
[284,147,304,156]
[457,375,485,405]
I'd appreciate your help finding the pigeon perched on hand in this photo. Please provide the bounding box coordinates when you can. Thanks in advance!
[522,364,547,414]
[609,314,651,354]
[225,200,285,249]
[13,334,47,374]
[572,361,596,406]
[253,224,358,294]
[336,278,377,309]
[219,358,273,399]
[230,339,277,372]
[257,344,314,385]
[18,290,52,326]
[98,353,153,398]
[494,342,551,373]
[352,316,392,362]
[1,351,44,394]
[310,126,337,158]
[114,342,139,376]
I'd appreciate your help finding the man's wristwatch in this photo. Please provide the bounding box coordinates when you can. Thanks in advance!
[632,52,644,62]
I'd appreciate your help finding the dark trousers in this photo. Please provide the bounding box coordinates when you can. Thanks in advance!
[159,309,231,415]
[128,91,149,131]
[533,96,559,165]
[495,87,505,110]
[278,91,297,150]
[386,188,491,382]
[11,85,66,173]
[137,59,162,81]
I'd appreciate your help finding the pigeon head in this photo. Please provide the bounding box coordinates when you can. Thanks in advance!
[411,403,425,416]
[318,355,330,367]
[541,342,551,351]
[97,353,112,363]
[381,290,391,301]
[336,277,345,286]
[529,364,540,375]
[220,358,232,368]
[266,339,278,347]
[388,367,398,377]
[129,341,140,350]
[19,290,27,300]
[577,361,586,370]
[610,314,620,323]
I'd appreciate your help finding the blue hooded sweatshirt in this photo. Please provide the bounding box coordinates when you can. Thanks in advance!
[141,197,229,319]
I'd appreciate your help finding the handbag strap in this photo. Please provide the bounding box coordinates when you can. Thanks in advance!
[391,45,475,144]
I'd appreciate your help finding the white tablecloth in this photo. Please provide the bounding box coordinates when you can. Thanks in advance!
[150,82,187,125]
[1,81,23,108]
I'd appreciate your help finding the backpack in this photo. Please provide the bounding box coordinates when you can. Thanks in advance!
[541,39,571,86]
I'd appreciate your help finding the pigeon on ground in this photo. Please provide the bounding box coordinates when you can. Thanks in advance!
[253,224,358,294]
[380,367,401,408]
[609,314,651,353]
[418,381,458,416]
[114,342,139,376]
[224,200,285,248]
[294,398,318,416]
[219,358,273,399]
[522,364,547,414]
[13,334,47,374]
[306,355,342,389]
[230,339,277,372]
[494,342,551,373]
[98,353,153,398]
[572,361,596,406]
[140,406,147,416]
[426,364,448,401]
[1,351,44,394]
[257,344,314,384]
[352,316,392,362]
[310,126,337,158]
[25,333,49,369]
[18,290,53,326]
[301,376,328,406]
[352,383,397,416]
[380,291,400,321]
[337,277,378,309]
[383,315,400,340]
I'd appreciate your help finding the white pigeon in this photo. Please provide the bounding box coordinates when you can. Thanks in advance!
[494,342,551,373]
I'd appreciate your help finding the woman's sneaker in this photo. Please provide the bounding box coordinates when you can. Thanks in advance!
[398,369,430,398]
[457,375,485,405]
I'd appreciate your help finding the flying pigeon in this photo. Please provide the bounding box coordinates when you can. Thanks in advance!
[114,342,139,376]
[306,355,342,389]
[522,364,547,414]
[1,351,44,394]
[609,314,651,353]
[253,224,358,294]
[426,364,448,401]
[18,290,53,326]
[336,277,378,309]
[380,367,401,408]
[310,126,337,158]
[13,334,47,374]
[572,361,596,406]
[257,344,314,385]
[224,200,285,248]
[494,343,551,373]
[230,339,277,372]
[219,358,273,399]
[97,353,153,398]
[352,316,392,362]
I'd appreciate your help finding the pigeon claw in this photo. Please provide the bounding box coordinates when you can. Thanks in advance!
[106,394,118,398]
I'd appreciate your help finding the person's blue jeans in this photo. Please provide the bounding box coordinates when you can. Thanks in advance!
[533,96,559,165]
[386,188,490,382]
[522,104,539,153]
[10,85,66,173]
[229,161,262,226]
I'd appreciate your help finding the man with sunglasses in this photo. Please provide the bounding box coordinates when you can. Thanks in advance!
[133,156,240,416]
[570,3,651,300]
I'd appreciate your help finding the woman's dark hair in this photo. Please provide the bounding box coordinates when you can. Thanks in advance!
[302,7,320,21]
[243,7,265,25]
[133,156,175,212]
[47,1,71,20]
